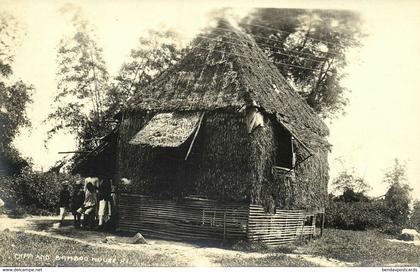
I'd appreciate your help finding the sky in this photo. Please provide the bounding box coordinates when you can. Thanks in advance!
[2,0,419,199]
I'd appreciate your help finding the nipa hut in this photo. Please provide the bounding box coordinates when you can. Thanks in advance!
[79,20,330,245]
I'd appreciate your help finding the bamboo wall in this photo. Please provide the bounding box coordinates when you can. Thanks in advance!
[118,193,318,244]
[247,204,314,246]
[118,193,249,241]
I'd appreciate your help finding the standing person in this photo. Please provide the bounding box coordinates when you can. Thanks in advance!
[58,181,70,226]
[109,182,118,229]
[71,179,85,228]
[97,178,111,230]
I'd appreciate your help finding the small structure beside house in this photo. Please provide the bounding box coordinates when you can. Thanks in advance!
[71,129,119,179]
[73,20,330,245]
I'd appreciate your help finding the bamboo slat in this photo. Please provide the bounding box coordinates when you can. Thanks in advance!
[118,193,249,241]
[247,204,316,245]
[118,193,318,245]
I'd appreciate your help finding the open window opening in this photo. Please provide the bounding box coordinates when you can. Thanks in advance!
[273,125,296,172]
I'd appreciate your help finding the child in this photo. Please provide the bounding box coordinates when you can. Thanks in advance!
[71,179,85,228]
[58,181,70,226]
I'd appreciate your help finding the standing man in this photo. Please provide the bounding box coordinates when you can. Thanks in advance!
[97,178,111,230]
[58,181,70,226]
[71,179,85,228]
[109,182,118,229]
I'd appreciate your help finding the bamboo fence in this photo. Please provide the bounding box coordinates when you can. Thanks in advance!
[118,193,318,244]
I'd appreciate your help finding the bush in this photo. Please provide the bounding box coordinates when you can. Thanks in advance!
[384,182,411,226]
[326,200,392,230]
[380,223,402,236]
[0,167,80,215]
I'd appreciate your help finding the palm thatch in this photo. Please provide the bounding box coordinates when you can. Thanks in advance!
[127,19,329,149]
[129,112,201,147]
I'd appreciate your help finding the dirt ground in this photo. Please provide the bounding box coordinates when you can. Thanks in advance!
[0,214,350,267]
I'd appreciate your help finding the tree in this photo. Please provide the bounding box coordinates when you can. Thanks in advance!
[0,12,22,78]
[409,200,420,231]
[241,8,363,117]
[383,159,412,226]
[0,12,33,175]
[332,169,371,201]
[105,29,183,117]
[383,158,407,186]
[47,4,110,150]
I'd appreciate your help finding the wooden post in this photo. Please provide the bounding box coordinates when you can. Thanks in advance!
[311,215,316,240]
[246,205,250,241]
[299,215,305,242]
[184,112,205,161]
[320,212,325,237]
[223,210,227,241]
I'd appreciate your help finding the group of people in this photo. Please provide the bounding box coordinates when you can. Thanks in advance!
[58,177,116,230]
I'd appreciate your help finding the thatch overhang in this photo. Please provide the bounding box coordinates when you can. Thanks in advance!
[70,128,119,178]
[129,112,202,147]
[127,20,329,149]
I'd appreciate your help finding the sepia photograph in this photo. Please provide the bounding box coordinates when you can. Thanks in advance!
[0,0,419,270]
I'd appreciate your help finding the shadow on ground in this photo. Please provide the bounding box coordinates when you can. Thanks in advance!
[24,217,222,249]
[26,218,110,242]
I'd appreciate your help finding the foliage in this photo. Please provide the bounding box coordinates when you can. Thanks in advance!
[383,158,408,186]
[0,81,33,147]
[327,159,413,230]
[47,4,110,150]
[331,169,371,197]
[0,12,33,175]
[303,229,420,266]
[325,199,392,230]
[0,167,80,215]
[335,188,369,203]
[241,8,364,117]
[0,12,22,78]
[409,200,420,231]
[105,29,183,117]
[383,159,412,226]
[384,183,412,226]
[47,4,184,153]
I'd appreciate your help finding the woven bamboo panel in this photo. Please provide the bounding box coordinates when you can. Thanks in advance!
[247,204,314,244]
[118,193,249,241]
[118,193,317,244]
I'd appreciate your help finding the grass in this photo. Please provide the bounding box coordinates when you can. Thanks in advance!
[214,253,317,267]
[2,222,419,267]
[0,230,186,267]
[301,228,420,266]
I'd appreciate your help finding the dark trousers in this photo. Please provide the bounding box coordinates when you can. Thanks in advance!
[73,213,81,227]
[83,212,96,229]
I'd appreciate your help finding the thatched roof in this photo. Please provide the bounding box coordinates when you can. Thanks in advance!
[129,112,201,147]
[70,128,119,178]
[128,20,329,147]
